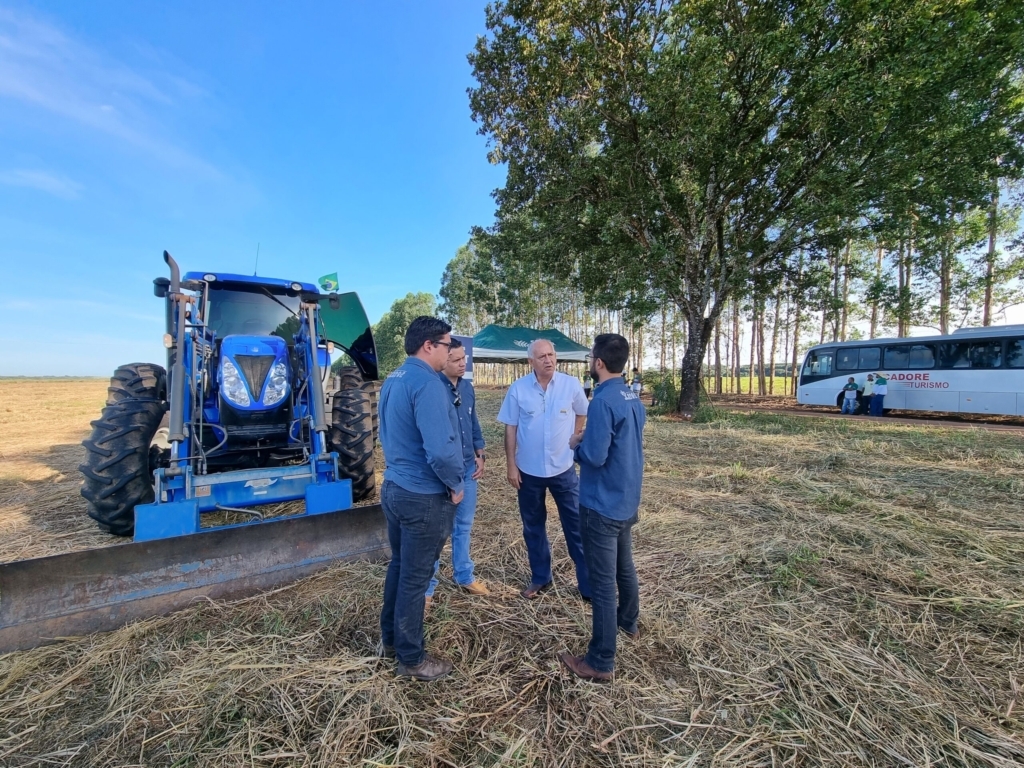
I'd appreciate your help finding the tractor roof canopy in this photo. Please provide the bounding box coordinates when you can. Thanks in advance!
[184,272,319,293]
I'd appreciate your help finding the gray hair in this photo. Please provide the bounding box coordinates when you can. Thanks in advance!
[527,339,555,359]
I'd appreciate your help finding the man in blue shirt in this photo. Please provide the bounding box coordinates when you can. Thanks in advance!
[426,337,490,601]
[378,316,465,681]
[560,333,645,682]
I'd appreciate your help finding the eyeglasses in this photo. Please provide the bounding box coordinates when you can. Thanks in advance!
[431,340,453,350]
[453,391,462,408]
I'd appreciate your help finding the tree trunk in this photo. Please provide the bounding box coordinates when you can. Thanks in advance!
[840,239,851,341]
[984,187,998,326]
[748,306,757,398]
[791,252,804,396]
[732,299,741,395]
[939,228,952,335]
[714,317,722,394]
[768,298,780,395]
[677,313,716,416]
[870,245,882,338]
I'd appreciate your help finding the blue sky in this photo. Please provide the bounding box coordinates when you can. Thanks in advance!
[0,1,504,375]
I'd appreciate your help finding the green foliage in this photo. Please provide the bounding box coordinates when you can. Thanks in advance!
[469,0,1024,412]
[372,292,437,376]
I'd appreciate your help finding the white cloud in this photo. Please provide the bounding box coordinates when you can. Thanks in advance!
[0,7,222,178]
[0,168,82,198]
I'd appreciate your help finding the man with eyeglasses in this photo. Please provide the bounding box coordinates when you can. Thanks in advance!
[425,337,490,604]
[378,316,465,681]
[498,339,591,601]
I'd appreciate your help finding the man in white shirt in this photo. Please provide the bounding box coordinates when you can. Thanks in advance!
[498,339,591,600]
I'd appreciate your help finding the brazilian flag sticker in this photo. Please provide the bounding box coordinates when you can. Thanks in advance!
[318,272,339,292]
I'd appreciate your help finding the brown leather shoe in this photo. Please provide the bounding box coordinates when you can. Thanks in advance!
[396,653,453,681]
[520,581,553,600]
[460,580,490,596]
[558,652,613,682]
[619,625,640,641]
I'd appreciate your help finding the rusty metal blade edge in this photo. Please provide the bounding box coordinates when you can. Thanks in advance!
[0,504,389,654]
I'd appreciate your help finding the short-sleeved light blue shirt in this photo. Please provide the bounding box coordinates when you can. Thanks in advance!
[497,371,589,478]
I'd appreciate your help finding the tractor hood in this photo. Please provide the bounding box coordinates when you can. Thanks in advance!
[219,335,290,411]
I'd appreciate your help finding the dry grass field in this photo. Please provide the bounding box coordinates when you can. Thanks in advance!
[1,378,1024,766]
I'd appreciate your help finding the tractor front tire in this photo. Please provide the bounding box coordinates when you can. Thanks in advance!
[106,362,167,405]
[80,399,165,536]
[328,388,375,502]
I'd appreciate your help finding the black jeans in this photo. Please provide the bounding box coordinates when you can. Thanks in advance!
[517,468,591,597]
[380,480,456,666]
[580,505,639,673]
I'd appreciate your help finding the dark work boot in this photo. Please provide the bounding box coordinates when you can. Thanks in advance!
[396,653,453,681]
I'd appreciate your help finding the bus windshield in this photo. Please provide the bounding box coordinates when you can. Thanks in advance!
[206,284,301,340]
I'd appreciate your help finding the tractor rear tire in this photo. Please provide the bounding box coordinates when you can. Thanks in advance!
[106,362,167,405]
[80,399,165,536]
[332,365,364,392]
[360,379,380,442]
[328,388,375,502]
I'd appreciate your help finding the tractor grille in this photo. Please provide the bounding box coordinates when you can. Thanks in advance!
[235,354,274,398]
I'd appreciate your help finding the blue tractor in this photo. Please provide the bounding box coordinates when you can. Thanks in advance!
[79,252,379,540]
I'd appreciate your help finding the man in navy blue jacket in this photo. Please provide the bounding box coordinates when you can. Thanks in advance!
[559,333,645,682]
[378,316,465,681]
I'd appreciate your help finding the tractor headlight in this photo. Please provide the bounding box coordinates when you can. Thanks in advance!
[263,361,289,406]
[221,358,251,407]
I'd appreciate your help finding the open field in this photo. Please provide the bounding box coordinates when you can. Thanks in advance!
[2,379,1024,766]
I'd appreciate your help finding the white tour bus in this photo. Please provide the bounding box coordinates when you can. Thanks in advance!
[797,324,1024,416]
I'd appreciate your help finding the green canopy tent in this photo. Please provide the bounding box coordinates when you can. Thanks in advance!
[470,324,590,363]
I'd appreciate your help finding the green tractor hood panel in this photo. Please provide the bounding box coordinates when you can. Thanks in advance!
[319,292,378,379]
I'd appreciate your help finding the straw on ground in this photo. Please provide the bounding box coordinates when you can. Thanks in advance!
[0,379,1022,766]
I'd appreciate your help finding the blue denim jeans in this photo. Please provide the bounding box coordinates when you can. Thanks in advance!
[379,480,456,666]
[517,467,591,598]
[580,505,639,673]
[841,397,856,414]
[426,474,478,596]
[870,393,885,416]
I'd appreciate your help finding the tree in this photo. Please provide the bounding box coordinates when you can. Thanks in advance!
[470,0,1024,413]
[372,292,437,376]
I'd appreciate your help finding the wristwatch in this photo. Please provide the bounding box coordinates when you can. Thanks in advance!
[477,452,487,462]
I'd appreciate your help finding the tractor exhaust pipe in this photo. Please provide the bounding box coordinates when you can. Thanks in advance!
[164,251,188,446]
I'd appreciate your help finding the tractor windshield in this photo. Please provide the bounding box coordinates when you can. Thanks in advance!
[206,283,301,340]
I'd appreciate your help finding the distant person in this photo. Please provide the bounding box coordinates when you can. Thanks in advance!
[378,316,465,682]
[841,377,859,414]
[559,333,646,682]
[583,372,593,400]
[498,339,591,601]
[425,338,490,604]
[630,368,642,396]
[860,374,875,415]
[870,372,888,416]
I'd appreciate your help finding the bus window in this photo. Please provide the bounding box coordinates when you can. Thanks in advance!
[1008,339,1024,367]
[884,346,909,368]
[802,351,833,378]
[939,343,970,368]
[885,344,935,369]
[836,348,858,370]
[909,345,935,369]
[969,341,1002,368]
[858,347,880,370]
